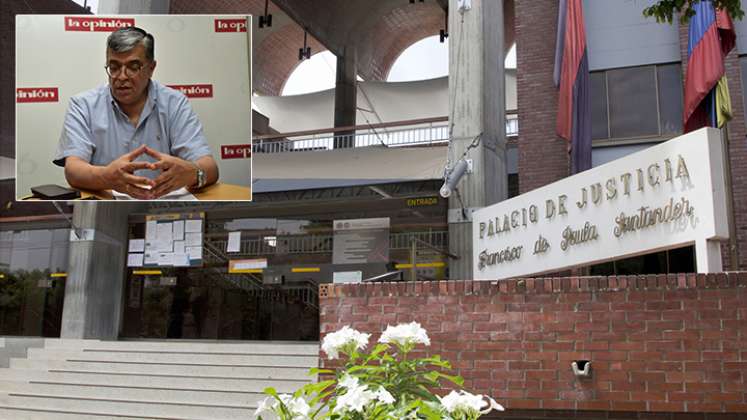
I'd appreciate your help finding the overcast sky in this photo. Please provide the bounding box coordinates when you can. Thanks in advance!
[73,1,517,96]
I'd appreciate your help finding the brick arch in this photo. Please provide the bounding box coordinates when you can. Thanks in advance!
[359,0,516,81]
[169,0,515,93]
[254,24,327,95]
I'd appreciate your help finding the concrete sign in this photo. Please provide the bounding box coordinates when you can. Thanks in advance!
[473,128,729,280]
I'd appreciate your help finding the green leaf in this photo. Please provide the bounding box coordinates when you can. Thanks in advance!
[416,400,447,420]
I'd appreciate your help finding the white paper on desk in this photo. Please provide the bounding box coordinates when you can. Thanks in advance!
[173,220,185,241]
[128,239,145,253]
[187,246,202,260]
[145,221,157,241]
[127,253,144,267]
[112,187,196,201]
[227,231,241,252]
[173,240,185,254]
[185,232,202,247]
[185,219,202,233]
[144,251,159,265]
[156,223,173,252]
[173,253,190,267]
[157,253,173,266]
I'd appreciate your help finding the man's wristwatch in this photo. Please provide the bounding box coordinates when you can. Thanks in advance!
[192,162,206,189]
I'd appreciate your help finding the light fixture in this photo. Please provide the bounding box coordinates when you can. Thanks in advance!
[571,361,591,378]
[439,158,471,198]
[457,0,472,13]
[298,29,311,60]
[259,0,273,28]
[439,12,448,43]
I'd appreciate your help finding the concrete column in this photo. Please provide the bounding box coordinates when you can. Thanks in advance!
[97,0,169,14]
[60,202,142,339]
[334,47,357,149]
[447,0,507,280]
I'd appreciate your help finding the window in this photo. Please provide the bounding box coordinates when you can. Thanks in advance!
[591,63,683,141]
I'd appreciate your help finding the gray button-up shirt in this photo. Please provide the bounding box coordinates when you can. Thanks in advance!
[54,80,212,180]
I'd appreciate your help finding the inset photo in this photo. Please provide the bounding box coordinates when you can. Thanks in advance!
[15,14,252,201]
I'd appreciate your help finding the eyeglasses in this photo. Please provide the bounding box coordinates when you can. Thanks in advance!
[105,61,147,78]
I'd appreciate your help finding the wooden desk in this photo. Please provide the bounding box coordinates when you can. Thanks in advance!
[78,182,251,201]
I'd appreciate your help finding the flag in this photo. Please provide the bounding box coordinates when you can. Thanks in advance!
[554,0,591,174]
[683,1,735,132]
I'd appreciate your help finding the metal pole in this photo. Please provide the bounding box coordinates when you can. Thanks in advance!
[721,125,739,270]
[409,239,417,282]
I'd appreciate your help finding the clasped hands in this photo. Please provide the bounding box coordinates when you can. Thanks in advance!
[102,145,197,199]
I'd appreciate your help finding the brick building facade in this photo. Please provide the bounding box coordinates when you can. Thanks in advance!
[516,0,747,271]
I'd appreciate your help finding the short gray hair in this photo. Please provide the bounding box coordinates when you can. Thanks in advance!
[106,27,154,61]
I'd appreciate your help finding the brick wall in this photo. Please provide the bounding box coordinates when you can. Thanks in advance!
[319,273,747,417]
[515,0,569,194]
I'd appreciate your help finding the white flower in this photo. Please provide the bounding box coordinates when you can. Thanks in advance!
[374,387,395,405]
[334,378,394,414]
[254,396,277,417]
[338,374,360,390]
[321,326,371,360]
[255,394,310,419]
[378,322,430,347]
[438,390,504,416]
[335,383,375,413]
[284,396,311,419]
[277,394,311,419]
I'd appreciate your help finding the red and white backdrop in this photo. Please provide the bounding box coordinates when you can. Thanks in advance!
[15,15,252,198]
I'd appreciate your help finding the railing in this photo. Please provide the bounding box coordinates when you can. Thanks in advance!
[390,231,449,251]
[205,230,449,257]
[242,281,319,310]
[252,113,517,154]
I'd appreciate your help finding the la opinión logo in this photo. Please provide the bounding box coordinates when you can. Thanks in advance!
[65,17,135,32]
[16,88,58,103]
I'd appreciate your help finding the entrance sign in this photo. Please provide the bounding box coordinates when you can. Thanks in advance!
[473,128,729,280]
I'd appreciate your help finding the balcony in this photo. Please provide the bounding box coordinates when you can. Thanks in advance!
[252,112,518,154]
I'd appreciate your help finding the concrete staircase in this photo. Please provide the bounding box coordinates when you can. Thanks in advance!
[0,339,319,419]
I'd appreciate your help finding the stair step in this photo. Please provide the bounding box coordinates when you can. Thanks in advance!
[43,339,319,355]
[0,368,307,393]
[0,406,160,420]
[10,359,312,380]
[27,348,318,367]
[1,392,254,419]
[0,380,266,406]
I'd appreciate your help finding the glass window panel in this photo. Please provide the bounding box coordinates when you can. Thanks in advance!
[591,72,609,140]
[657,64,684,135]
[607,66,659,138]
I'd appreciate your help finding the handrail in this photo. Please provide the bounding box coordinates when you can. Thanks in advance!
[252,111,519,141]
[253,116,449,140]
[205,230,449,257]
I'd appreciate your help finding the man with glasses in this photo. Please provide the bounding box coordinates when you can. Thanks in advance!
[53,26,219,199]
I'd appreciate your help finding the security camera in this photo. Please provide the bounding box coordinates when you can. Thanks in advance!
[439,159,470,198]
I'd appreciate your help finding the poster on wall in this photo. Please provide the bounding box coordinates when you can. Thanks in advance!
[130,212,204,268]
[15,15,253,201]
[332,217,390,264]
